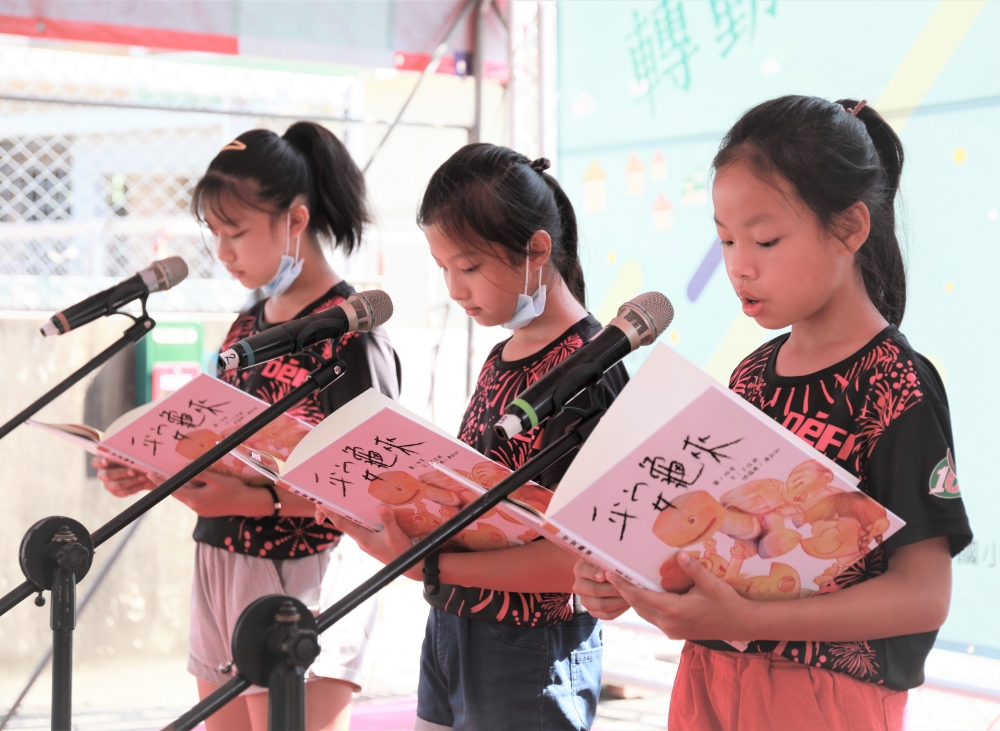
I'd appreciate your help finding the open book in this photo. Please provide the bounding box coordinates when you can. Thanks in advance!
[232,389,553,552]
[543,343,905,605]
[29,373,311,484]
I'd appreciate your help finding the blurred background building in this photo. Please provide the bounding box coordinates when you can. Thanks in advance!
[0,1,998,728]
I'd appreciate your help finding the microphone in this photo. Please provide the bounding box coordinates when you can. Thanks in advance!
[218,290,394,371]
[494,292,674,440]
[41,257,189,337]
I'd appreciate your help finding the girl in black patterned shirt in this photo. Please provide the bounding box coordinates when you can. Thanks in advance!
[574,96,972,731]
[325,144,627,731]
[96,123,399,731]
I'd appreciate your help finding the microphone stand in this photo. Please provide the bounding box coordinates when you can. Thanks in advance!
[164,386,609,731]
[0,307,156,443]
[0,354,348,731]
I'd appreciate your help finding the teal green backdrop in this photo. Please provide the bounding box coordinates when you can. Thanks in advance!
[558,0,1000,654]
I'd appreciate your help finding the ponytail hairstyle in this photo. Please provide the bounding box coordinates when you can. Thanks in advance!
[192,121,370,254]
[713,95,906,325]
[417,143,586,306]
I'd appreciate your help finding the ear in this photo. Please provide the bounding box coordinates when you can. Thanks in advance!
[288,203,311,241]
[835,201,871,255]
[527,230,553,271]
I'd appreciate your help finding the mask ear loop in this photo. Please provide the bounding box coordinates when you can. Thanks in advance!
[287,209,302,261]
[523,241,542,295]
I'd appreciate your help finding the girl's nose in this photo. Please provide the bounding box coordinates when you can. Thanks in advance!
[216,236,236,263]
[724,241,754,281]
[445,273,469,302]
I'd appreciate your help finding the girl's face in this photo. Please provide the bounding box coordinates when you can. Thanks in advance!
[713,160,859,330]
[203,196,287,290]
[425,224,526,328]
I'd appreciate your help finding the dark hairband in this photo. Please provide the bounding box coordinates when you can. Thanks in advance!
[529,157,551,173]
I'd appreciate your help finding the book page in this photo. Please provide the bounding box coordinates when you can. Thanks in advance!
[547,386,904,598]
[26,420,104,455]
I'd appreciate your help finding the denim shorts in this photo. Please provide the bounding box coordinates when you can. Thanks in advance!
[414,608,603,731]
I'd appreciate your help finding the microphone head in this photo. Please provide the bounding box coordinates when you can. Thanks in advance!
[146,256,189,293]
[617,292,674,346]
[348,290,393,332]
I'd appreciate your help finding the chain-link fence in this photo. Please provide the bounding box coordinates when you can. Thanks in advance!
[0,43,364,309]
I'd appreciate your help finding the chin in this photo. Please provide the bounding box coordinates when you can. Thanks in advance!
[753,313,793,331]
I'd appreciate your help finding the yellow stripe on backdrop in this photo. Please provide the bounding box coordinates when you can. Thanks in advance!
[701,0,987,384]
[595,258,644,325]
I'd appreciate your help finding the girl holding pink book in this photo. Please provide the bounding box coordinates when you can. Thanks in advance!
[96,122,400,731]
[573,96,972,730]
[324,143,628,731]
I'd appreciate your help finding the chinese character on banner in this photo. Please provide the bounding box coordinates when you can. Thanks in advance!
[626,0,698,102]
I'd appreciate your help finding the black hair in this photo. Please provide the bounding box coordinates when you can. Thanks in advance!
[417,143,586,305]
[713,95,906,326]
[192,121,370,255]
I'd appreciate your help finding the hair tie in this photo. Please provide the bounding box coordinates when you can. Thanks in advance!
[222,139,247,151]
[529,157,551,173]
[845,99,867,117]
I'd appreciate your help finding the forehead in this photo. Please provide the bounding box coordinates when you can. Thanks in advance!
[712,160,808,226]
[202,190,270,229]
[424,223,489,262]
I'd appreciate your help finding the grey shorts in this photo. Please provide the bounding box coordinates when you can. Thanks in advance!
[188,539,378,694]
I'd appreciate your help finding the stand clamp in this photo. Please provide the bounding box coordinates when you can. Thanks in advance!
[232,595,319,731]
[19,517,94,731]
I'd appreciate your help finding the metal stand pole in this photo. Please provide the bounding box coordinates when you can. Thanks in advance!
[17,518,95,731]
[0,517,146,731]
[0,315,154,442]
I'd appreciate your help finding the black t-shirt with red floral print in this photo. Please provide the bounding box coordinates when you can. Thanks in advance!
[694,326,972,691]
[192,282,400,559]
[423,315,629,627]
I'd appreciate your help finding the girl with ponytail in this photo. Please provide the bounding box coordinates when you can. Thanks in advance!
[96,122,400,731]
[574,96,972,730]
[324,143,628,730]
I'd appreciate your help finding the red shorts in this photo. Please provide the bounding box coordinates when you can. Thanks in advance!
[668,642,907,731]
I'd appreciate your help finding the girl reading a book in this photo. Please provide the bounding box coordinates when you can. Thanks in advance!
[95,122,400,731]
[573,96,973,731]
[320,143,628,731]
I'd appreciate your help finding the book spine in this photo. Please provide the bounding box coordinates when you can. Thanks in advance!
[277,480,382,532]
[541,520,661,592]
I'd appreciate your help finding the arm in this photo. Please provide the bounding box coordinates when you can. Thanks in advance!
[93,456,318,518]
[602,537,951,642]
[322,504,577,593]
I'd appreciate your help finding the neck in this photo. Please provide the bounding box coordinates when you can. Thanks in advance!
[502,275,589,361]
[263,235,342,324]
[777,275,888,377]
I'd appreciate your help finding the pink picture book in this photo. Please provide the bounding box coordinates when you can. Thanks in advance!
[28,373,311,484]
[234,389,553,552]
[544,343,905,605]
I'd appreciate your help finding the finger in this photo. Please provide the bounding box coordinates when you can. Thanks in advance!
[574,560,608,583]
[608,574,671,611]
[676,550,716,586]
[572,575,624,599]
[578,594,631,619]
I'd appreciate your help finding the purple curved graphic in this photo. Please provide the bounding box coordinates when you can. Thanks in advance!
[686,237,723,302]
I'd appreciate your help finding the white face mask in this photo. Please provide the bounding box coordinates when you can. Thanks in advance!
[260,211,303,298]
[502,247,546,330]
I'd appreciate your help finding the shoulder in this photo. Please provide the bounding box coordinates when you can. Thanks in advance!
[729,334,784,393]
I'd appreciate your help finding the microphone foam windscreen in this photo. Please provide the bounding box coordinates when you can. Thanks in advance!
[620,292,674,345]
[150,256,189,292]
[355,290,394,330]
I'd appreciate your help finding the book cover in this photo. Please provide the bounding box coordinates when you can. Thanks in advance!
[273,389,553,552]
[546,344,905,602]
[31,373,311,483]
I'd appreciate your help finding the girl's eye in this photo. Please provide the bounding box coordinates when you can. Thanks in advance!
[757,239,778,248]
[460,265,479,274]
[720,239,734,247]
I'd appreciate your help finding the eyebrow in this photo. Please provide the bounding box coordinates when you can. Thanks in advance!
[714,213,774,228]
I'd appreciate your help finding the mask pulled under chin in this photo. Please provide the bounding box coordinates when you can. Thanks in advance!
[260,211,304,298]
[502,254,547,329]
[260,254,303,298]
